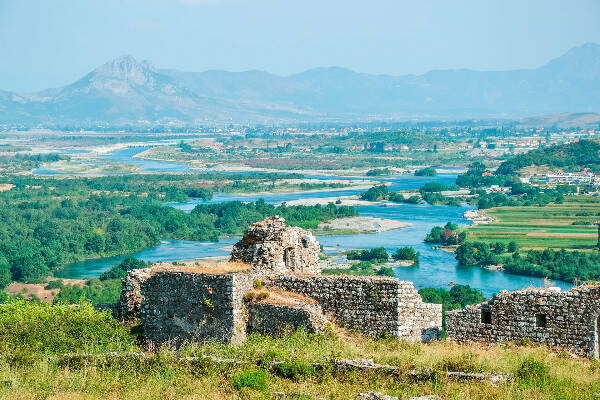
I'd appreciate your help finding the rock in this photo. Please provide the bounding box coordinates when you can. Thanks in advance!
[355,392,398,400]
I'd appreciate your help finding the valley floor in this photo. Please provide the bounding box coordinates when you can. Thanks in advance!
[465,197,600,251]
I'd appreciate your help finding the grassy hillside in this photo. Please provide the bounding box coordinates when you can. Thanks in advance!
[496,140,600,175]
[1,301,599,399]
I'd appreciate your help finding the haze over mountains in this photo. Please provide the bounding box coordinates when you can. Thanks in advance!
[2,43,600,125]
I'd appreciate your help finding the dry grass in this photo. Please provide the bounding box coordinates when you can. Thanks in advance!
[247,288,319,306]
[149,261,252,275]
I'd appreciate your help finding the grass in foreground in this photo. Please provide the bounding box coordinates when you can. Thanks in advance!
[466,197,600,251]
[1,301,600,399]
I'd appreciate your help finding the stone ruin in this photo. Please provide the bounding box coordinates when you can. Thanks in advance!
[446,285,600,358]
[230,216,320,275]
[111,216,600,359]
[116,216,442,346]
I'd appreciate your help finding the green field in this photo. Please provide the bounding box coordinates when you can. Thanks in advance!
[466,197,600,250]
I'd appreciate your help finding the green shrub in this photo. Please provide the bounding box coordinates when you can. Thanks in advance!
[256,292,270,301]
[393,247,420,262]
[53,278,121,305]
[0,300,136,355]
[100,258,148,281]
[232,369,269,391]
[45,279,64,290]
[376,267,394,277]
[516,357,550,385]
[273,360,317,380]
[203,298,214,310]
[253,279,263,289]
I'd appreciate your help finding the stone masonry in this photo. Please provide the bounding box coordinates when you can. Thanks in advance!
[124,266,253,345]
[247,294,328,337]
[268,274,441,341]
[230,216,320,275]
[446,285,600,358]
[117,217,442,345]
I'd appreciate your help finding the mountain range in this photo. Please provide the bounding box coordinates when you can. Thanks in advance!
[2,43,600,125]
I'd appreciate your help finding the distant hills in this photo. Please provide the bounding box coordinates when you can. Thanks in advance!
[2,43,600,125]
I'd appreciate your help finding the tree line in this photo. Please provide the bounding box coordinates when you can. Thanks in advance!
[0,175,357,286]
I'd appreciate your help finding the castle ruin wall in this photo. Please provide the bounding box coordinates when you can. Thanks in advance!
[138,270,252,345]
[247,301,327,337]
[446,286,600,358]
[266,274,442,341]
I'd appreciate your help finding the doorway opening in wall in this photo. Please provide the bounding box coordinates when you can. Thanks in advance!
[535,313,547,328]
[481,309,492,324]
[284,248,296,270]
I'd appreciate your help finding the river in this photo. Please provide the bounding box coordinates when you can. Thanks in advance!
[50,146,571,297]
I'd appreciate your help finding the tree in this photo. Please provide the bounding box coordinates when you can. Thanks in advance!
[0,257,11,289]
[493,241,506,254]
[393,247,420,263]
[507,241,519,253]
[99,258,148,281]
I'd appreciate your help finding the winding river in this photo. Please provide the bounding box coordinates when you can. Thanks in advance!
[48,146,571,297]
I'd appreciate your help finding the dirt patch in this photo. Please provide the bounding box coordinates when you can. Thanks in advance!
[5,279,86,303]
[526,232,597,238]
[246,287,318,306]
[0,184,15,192]
[149,261,251,275]
[318,217,412,233]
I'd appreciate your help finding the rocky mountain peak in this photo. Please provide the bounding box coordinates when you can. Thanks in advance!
[93,55,156,86]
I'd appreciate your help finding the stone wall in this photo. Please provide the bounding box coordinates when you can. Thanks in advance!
[266,274,442,341]
[138,270,252,345]
[247,301,327,336]
[230,216,320,275]
[446,286,600,358]
[118,268,151,320]
[115,217,443,345]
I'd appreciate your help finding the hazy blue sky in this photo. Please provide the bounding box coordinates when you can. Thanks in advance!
[1,0,599,92]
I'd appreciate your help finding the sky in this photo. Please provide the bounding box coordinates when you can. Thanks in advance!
[1,0,599,93]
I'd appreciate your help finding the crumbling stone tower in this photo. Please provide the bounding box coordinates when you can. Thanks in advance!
[230,216,320,275]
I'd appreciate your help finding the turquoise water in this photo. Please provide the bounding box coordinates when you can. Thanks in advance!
[51,146,571,296]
